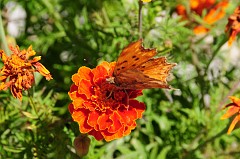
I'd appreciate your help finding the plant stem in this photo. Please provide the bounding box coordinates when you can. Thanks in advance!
[0,9,10,55]
[28,90,38,117]
[138,0,143,39]
[205,35,227,72]
[218,80,240,111]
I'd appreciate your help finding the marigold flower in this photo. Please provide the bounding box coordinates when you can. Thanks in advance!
[68,61,146,141]
[176,0,229,34]
[221,96,240,134]
[0,45,52,100]
[225,6,240,46]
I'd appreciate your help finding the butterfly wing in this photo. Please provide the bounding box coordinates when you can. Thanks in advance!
[115,57,176,89]
[113,39,156,77]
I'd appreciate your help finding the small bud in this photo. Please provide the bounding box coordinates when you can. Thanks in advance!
[74,134,91,157]
[164,40,173,49]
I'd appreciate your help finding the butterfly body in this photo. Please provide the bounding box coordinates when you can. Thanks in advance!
[109,39,176,90]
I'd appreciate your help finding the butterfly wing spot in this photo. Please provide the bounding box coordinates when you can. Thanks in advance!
[114,40,157,76]
[120,60,128,64]
[121,66,125,69]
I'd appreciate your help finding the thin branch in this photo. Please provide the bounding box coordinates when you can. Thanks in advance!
[218,80,240,111]
[0,9,10,55]
[138,0,143,39]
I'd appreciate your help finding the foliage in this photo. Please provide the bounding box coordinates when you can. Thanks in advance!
[1,0,240,159]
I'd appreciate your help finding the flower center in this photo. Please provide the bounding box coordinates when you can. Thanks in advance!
[93,80,127,111]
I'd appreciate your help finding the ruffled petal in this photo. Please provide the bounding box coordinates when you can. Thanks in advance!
[78,79,94,99]
[88,111,101,130]
[72,109,92,133]
[97,113,112,131]
[130,100,146,118]
[92,63,108,83]
[88,130,104,141]
[108,112,123,133]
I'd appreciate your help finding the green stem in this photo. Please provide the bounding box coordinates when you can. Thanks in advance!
[138,0,143,39]
[205,35,227,72]
[183,125,228,158]
[28,90,38,117]
[0,9,10,55]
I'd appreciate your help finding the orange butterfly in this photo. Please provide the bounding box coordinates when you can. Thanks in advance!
[107,39,176,89]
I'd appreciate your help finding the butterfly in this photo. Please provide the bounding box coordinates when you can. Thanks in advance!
[107,39,176,90]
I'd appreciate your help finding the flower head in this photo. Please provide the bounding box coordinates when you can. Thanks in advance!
[68,61,146,141]
[176,0,229,34]
[142,0,152,2]
[221,96,240,134]
[225,6,240,46]
[0,45,52,100]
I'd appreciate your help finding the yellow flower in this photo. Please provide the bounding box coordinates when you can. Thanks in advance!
[0,45,52,100]
[142,0,152,2]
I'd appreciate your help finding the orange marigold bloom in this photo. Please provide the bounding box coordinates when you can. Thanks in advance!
[68,61,146,141]
[0,45,52,100]
[176,0,229,34]
[225,6,240,46]
[221,96,240,134]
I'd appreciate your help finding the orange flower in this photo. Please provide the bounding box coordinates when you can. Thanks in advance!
[225,6,240,46]
[221,96,240,134]
[176,0,229,34]
[68,61,146,141]
[0,45,52,100]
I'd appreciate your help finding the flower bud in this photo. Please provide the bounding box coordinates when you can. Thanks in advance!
[74,134,90,157]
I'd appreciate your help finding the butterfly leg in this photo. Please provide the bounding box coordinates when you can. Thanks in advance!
[105,88,114,99]
[123,89,130,110]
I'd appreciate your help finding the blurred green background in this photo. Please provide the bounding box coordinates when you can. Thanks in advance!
[1,0,240,158]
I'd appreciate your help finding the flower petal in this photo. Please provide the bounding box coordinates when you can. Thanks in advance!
[72,109,92,133]
[33,62,52,80]
[78,79,94,99]
[221,106,239,120]
[227,114,240,134]
[88,111,101,130]
[108,112,123,133]
[129,100,146,118]
[118,107,137,126]
[88,130,104,141]
[101,127,124,142]
[96,113,113,131]
[92,63,108,83]
[72,66,92,85]
[229,96,240,106]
